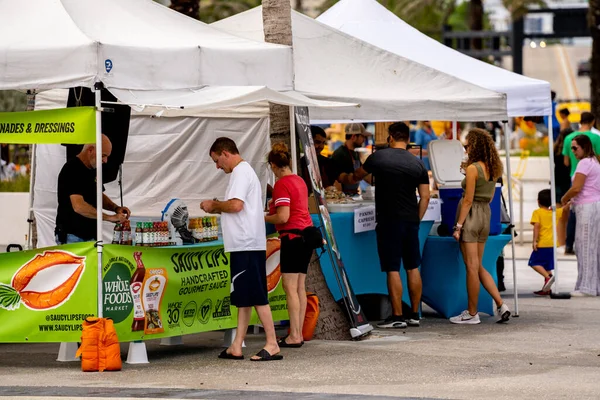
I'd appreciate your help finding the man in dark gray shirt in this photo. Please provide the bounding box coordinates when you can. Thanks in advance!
[352,122,430,328]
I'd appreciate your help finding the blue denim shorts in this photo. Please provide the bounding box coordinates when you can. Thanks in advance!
[528,247,555,271]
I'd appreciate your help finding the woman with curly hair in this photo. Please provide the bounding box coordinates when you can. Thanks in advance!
[450,128,511,324]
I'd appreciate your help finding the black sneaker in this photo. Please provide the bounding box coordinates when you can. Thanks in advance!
[377,315,407,329]
[406,312,420,327]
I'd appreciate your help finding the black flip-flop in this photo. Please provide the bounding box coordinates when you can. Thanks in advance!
[218,349,244,360]
[250,349,283,361]
[278,338,303,348]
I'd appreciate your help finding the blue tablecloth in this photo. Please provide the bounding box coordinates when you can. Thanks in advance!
[420,234,512,318]
[312,213,433,305]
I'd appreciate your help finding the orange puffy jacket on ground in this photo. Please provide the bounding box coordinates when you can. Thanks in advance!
[75,317,122,372]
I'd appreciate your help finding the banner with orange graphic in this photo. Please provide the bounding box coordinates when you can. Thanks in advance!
[0,243,97,342]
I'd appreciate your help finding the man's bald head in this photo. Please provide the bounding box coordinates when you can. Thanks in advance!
[80,134,112,169]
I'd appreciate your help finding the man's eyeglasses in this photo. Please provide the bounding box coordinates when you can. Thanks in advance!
[571,146,579,152]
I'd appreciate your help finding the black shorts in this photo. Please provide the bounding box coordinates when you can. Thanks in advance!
[376,220,421,272]
[229,250,269,308]
[280,235,313,274]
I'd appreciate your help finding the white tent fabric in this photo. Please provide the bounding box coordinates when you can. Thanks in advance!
[0,0,292,91]
[317,0,551,117]
[213,7,508,122]
[32,90,272,248]
[108,87,358,118]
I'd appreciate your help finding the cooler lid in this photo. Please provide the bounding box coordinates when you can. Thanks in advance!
[429,140,465,187]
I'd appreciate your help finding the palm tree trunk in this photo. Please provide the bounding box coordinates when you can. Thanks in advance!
[263,1,352,340]
[262,0,292,146]
[469,0,484,50]
[589,0,600,128]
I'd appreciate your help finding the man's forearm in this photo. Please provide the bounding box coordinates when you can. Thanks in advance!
[418,198,430,220]
[102,194,118,212]
[213,200,240,214]
[75,201,113,221]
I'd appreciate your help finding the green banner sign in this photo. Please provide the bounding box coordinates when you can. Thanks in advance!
[0,243,97,343]
[0,107,96,144]
[102,241,289,342]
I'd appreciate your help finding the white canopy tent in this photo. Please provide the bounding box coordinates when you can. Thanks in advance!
[318,0,564,307]
[32,88,355,249]
[0,0,292,91]
[317,0,551,117]
[213,7,509,122]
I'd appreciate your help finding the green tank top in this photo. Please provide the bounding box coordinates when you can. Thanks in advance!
[461,162,495,202]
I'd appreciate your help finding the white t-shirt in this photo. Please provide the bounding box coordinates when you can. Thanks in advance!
[591,127,600,137]
[222,161,266,252]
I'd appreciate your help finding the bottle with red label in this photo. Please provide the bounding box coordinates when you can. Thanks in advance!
[131,252,147,331]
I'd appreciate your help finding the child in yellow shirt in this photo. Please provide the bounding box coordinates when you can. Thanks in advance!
[529,189,569,295]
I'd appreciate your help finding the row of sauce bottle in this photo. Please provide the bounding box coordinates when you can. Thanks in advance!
[112,218,220,246]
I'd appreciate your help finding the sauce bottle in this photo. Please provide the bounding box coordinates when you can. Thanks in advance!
[135,222,143,246]
[112,223,122,244]
[131,252,147,332]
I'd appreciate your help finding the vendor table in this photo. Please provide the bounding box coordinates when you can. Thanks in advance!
[420,234,512,318]
[311,213,434,305]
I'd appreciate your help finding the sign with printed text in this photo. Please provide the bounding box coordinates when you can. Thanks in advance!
[0,243,97,343]
[0,107,95,144]
[354,205,376,233]
[102,241,289,342]
[423,198,441,222]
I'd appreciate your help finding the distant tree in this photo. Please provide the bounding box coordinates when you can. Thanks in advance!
[169,0,200,19]
[198,0,261,23]
[502,0,546,21]
[0,91,27,112]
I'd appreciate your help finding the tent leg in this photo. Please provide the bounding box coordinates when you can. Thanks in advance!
[503,122,519,316]
[27,144,36,250]
[289,107,297,174]
[94,85,104,318]
[452,121,457,140]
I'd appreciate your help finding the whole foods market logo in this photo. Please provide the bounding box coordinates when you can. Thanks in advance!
[102,262,133,324]
[0,250,85,311]
[197,298,212,325]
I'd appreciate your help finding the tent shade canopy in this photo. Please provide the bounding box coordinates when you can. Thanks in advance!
[213,7,508,123]
[108,87,358,118]
[0,0,293,91]
[317,0,551,117]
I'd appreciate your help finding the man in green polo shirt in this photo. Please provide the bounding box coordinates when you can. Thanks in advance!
[562,112,600,176]
[561,111,600,254]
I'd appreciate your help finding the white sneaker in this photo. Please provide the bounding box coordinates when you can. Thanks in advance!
[571,291,595,297]
[450,310,480,324]
[496,303,511,323]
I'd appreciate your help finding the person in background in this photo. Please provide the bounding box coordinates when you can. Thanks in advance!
[265,143,314,347]
[450,129,511,325]
[543,91,561,141]
[55,134,129,245]
[562,112,600,255]
[300,126,339,190]
[201,137,281,361]
[554,127,573,204]
[414,121,437,170]
[561,135,600,297]
[559,108,571,133]
[529,189,569,296]
[331,123,372,195]
[351,122,430,328]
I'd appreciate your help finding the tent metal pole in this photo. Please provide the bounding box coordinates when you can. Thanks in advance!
[452,121,457,140]
[503,121,519,316]
[94,86,104,318]
[27,144,36,250]
[289,107,297,174]
[547,120,559,292]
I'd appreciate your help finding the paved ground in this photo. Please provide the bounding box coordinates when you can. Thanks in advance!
[1,254,598,400]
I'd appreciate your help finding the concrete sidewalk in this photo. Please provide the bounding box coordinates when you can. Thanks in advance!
[1,258,598,400]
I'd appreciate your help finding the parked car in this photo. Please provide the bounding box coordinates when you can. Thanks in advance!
[577,59,591,76]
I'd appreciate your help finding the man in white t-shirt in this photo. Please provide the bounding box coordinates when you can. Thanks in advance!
[200,137,282,362]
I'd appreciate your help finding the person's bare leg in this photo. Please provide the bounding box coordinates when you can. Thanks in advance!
[387,271,403,316]
[406,269,422,314]
[477,242,504,308]
[251,304,280,359]
[282,273,302,344]
[297,273,308,340]
[531,265,551,279]
[460,242,481,315]
[228,307,251,357]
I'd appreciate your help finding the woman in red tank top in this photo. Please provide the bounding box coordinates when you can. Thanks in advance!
[265,143,314,347]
